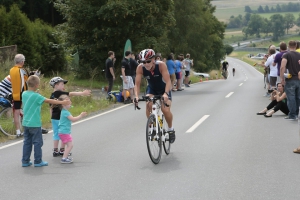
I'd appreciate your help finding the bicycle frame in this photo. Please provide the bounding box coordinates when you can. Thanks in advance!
[151,99,167,142]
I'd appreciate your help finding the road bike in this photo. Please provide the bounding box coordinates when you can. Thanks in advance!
[135,95,171,164]
[222,69,228,79]
[0,94,23,138]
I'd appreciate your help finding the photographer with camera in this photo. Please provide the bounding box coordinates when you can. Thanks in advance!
[256,83,288,117]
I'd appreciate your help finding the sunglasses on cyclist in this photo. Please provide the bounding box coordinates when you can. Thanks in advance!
[142,60,152,64]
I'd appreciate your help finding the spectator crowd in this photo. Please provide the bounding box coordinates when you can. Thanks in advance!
[105,51,194,103]
[256,40,300,153]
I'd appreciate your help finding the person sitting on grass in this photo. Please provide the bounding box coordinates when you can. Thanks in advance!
[256,83,288,117]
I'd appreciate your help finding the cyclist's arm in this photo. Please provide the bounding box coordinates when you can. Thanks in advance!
[134,64,143,99]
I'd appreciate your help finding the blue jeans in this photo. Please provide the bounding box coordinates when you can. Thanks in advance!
[285,80,300,119]
[22,127,43,164]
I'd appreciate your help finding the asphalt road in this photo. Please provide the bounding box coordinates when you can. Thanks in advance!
[1,57,300,200]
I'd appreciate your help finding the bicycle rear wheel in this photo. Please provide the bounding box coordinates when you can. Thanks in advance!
[0,107,23,137]
[162,115,171,155]
[146,114,162,164]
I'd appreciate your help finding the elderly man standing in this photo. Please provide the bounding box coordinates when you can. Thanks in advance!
[10,54,29,137]
[280,41,300,121]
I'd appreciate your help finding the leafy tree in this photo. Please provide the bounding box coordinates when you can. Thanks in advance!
[261,18,272,36]
[276,4,281,12]
[53,0,176,78]
[158,0,225,72]
[227,16,242,28]
[264,5,270,13]
[242,12,252,26]
[270,7,275,12]
[283,13,295,34]
[0,0,63,26]
[270,14,285,41]
[0,0,24,9]
[242,14,264,38]
[0,6,8,46]
[30,19,66,73]
[257,5,264,13]
[0,5,67,72]
[5,4,35,67]
[296,14,300,28]
[244,5,252,13]
[53,0,225,76]
[224,44,233,55]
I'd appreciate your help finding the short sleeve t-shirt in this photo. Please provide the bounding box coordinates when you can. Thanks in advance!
[50,90,69,120]
[121,58,131,76]
[166,60,176,75]
[184,59,193,71]
[282,51,300,80]
[175,60,182,73]
[264,54,277,77]
[105,58,114,78]
[58,109,71,134]
[22,91,46,127]
[274,51,287,76]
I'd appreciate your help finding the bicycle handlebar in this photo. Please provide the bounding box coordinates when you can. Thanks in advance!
[134,95,169,110]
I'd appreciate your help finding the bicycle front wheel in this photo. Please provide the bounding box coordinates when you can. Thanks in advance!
[146,114,162,164]
[0,107,20,137]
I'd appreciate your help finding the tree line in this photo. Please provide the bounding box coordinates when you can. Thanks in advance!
[227,12,300,41]
[0,0,227,78]
[245,3,300,13]
[0,0,63,26]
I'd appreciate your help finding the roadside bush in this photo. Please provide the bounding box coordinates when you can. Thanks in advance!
[0,5,67,74]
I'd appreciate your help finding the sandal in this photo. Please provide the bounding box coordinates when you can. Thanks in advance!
[293,148,300,154]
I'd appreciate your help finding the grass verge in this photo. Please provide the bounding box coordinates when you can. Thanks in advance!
[229,51,265,73]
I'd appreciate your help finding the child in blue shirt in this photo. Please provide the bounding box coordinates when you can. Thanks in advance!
[57,94,87,164]
[21,75,69,167]
[49,76,90,157]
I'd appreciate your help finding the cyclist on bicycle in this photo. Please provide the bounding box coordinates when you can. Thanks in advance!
[134,49,176,143]
[222,60,228,72]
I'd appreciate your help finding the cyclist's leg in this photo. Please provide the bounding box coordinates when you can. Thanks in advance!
[161,98,173,129]
[161,106,172,128]
[145,87,154,118]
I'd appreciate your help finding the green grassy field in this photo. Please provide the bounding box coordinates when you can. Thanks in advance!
[213,0,300,22]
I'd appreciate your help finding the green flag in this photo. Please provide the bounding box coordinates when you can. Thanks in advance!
[124,39,132,57]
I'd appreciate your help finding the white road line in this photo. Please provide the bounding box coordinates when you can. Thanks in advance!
[239,83,243,86]
[226,92,234,98]
[186,115,210,133]
[0,104,130,150]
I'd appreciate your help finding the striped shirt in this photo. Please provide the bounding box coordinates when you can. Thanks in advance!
[0,75,12,97]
